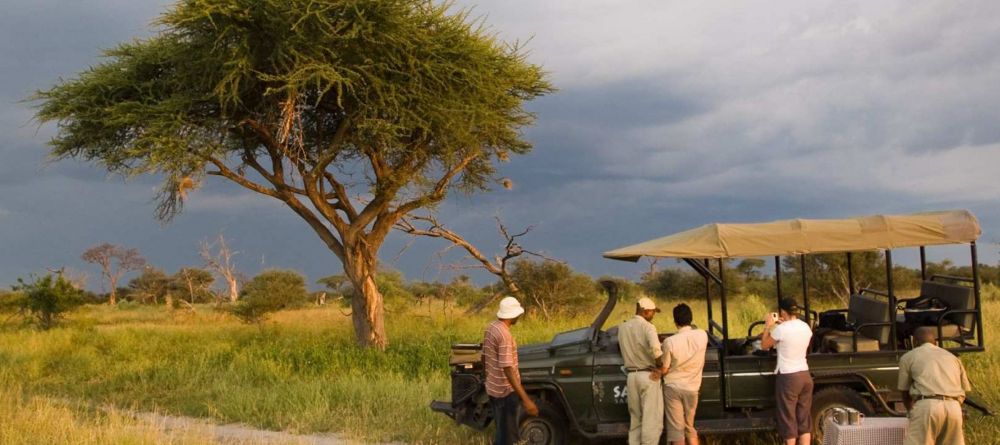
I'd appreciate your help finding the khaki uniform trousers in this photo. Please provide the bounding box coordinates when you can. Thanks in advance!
[627,371,663,445]
[905,399,964,445]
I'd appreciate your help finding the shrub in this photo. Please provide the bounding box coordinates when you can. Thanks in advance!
[231,270,308,323]
[508,260,602,317]
[11,274,86,329]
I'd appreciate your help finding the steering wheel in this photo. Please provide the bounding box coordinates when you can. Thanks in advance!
[742,320,767,350]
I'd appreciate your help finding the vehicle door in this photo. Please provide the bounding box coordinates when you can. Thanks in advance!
[592,329,630,424]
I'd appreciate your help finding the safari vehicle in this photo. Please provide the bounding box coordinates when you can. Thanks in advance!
[431,210,993,444]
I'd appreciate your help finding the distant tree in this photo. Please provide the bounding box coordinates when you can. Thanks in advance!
[781,252,884,303]
[36,0,552,350]
[127,267,170,304]
[395,214,560,314]
[596,276,643,302]
[81,243,146,305]
[507,260,601,318]
[11,274,86,330]
[171,268,215,307]
[200,234,243,303]
[641,267,705,300]
[232,270,308,323]
[736,258,767,281]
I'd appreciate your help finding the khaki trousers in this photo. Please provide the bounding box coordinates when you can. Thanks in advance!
[905,399,964,445]
[662,385,699,442]
[627,371,663,445]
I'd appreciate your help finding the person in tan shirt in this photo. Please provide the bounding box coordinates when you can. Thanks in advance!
[618,297,664,445]
[659,303,708,445]
[898,328,972,445]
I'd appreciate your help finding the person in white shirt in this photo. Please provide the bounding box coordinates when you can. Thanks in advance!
[761,298,814,445]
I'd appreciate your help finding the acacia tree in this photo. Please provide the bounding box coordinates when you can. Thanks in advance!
[81,243,147,305]
[35,0,551,349]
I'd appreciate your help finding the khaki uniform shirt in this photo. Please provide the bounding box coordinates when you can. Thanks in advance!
[618,315,663,370]
[661,326,709,392]
[898,343,971,400]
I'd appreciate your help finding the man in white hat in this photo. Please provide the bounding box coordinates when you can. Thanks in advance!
[483,296,538,445]
[618,297,664,445]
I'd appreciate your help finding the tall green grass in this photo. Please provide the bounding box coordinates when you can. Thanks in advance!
[0,290,998,444]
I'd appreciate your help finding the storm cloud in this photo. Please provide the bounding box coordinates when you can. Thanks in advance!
[1,0,998,288]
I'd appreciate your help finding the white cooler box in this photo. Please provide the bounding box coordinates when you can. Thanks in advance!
[822,417,908,445]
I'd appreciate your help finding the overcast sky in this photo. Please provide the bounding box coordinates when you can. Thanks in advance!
[2,0,999,291]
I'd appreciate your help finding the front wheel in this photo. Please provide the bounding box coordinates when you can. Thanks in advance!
[518,398,567,445]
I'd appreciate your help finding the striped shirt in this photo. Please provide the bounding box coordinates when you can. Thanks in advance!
[483,320,519,398]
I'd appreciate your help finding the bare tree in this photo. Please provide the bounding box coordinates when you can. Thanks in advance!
[395,214,561,314]
[200,234,242,303]
[81,243,147,305]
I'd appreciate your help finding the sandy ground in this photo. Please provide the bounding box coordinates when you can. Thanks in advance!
[130,411,405,445]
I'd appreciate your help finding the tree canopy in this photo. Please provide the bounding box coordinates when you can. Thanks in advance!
[35,0,552,348]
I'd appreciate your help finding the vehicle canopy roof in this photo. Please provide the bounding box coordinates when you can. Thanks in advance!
[604,210,980,262]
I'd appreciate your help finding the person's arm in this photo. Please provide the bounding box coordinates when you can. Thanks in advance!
[503,366,538,416]
[960,360,972,393]
[647,323,664,380]
[654,339,672,380]
[898,354,913,411]
[761,317,779,350]
[498,332,538,416]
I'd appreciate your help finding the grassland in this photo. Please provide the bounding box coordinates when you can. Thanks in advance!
[1,291,998,444]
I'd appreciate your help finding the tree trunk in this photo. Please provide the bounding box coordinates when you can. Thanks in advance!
[227,277,239,303]
[344,251,387,350]
[109,277,118,305]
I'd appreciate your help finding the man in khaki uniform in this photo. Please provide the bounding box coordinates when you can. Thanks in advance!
[898,329,972,445]
[618,297,664,445]
[660,303,708,445]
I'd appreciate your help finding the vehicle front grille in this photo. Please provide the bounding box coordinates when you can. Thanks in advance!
[452,372,483,404]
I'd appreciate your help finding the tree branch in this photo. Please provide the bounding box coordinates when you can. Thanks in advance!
[203,156,281,199]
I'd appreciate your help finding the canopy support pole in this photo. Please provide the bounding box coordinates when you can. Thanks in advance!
[847,252,855,296]
[886,249,897,351]
[800,256,810,325]
[920,247,927,281]
[718,258,730,409]
[972,242,984,348]
[775,256,782,306]
[704,259,713,327]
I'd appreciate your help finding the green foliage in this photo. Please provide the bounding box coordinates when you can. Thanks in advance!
[127,267,171,304]
[641,267,706,300]
[33,0,553,217]
[596,275,644,302]
[10,274,86,330]
[0,290,24,314]
[170,267,216,306]
[780,252,884,303]
[405,275,489,309]
[507,260,601,316]
[232,270,308,323]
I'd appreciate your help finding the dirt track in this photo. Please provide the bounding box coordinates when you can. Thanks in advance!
[131,412,405,445]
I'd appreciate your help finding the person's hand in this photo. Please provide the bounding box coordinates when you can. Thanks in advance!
[523,399,539,417]
[764,313,776,329]
[649,369,662,381]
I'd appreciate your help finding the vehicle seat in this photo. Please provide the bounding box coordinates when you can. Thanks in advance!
[911,280,974,342]
[823,294,891,352]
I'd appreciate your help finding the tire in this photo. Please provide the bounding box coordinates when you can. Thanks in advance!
[810,385,874,444]
[518,398,567,445]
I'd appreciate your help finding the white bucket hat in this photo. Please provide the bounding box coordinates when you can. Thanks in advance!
[497,296,525,319]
